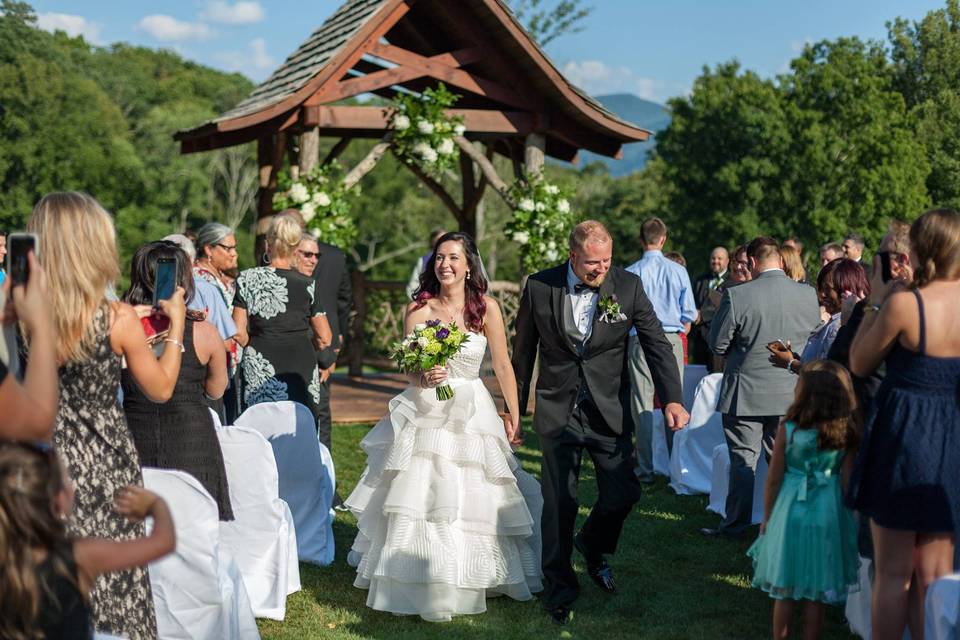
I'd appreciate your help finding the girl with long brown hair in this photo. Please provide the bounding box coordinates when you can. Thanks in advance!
[0,442,174,640]
[748,360,860,639]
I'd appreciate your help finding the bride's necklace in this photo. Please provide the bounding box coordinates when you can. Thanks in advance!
[437,296,464,325]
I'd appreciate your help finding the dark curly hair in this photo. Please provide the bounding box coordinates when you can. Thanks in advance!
[412,232,488,332]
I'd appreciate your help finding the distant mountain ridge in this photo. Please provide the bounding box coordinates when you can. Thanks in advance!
[577,93,671,176]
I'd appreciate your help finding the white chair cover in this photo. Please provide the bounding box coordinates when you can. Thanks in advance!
[235,401,335,565]
[649,365,709,477]
[669,374,724,495]
[141,468,259,640]
[706,444,766,525]
[216,425,301,620]
[925,574,959,640]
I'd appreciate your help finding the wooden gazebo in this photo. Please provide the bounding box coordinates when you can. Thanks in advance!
[175,0,650,239]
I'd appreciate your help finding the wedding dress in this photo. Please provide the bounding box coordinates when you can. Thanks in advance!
[345,332,543,621]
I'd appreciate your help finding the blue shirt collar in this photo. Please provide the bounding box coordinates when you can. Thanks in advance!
[566,262,588,294]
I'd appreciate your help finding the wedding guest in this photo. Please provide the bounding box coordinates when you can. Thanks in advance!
[664,251,686,267]
[194,223,241,420]
[28,191,185,639]
[848,208,960,640]
[748,361,859,640]
[730,245,753,284]
[820,242,843,267]
[703,237,820,538]
[0,443,175,640]
[842,232,865,262]
[163,233,238,421]
[233,216,333,426]
[405,227,446,300]
[0,253,58,440]
[121,241,232,520]
[626,217,696,482]
[692,247,730,370]
[297,232,321,278]
[782,235,804,262]
[780,244,806,283]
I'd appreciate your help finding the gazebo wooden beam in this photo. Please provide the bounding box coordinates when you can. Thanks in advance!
[302,104,538,135]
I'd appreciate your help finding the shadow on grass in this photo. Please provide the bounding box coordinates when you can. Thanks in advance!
[257,423,856,640]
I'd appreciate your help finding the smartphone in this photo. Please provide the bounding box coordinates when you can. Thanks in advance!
[152,258,177,308]
[879,251,893,283]
[7,232,38,286]
[766,339,789,353]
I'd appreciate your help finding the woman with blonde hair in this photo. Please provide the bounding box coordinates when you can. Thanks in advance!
[780,243,806,283]
[28,191,186,640]
[849,208,960,639]
[233,214,332,423]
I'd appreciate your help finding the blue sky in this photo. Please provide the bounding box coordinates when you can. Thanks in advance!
[28,0,948,104]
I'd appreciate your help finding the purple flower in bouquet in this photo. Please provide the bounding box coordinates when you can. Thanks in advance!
[426,319,441,327]
[436,327,450,340]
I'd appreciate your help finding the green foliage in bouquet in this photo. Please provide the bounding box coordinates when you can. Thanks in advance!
[390,83,465,178]
[273,160,360,250]
[389,319,470,401]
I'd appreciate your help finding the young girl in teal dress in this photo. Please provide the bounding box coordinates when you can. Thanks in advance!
[748,360,860,639]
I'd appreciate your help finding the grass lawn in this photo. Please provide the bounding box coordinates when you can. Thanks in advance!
[257,423,857,640]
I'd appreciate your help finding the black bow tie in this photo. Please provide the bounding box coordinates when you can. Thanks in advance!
[574,283,599,294]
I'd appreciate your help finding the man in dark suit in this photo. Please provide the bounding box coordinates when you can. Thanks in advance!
[690,246,729,368]
[512,220,688,625]
[703,236,820,538]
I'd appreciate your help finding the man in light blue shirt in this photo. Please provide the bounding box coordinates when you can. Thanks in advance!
[626,217,697,482]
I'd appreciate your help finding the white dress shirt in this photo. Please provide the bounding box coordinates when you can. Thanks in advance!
[566,262,599,339]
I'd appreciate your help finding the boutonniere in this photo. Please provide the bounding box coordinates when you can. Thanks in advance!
[597,294,627,323]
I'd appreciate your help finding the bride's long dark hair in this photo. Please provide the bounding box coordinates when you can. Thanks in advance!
[413,231,488,332]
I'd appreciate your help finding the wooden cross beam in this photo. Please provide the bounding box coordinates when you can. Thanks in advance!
[301,105,539,136]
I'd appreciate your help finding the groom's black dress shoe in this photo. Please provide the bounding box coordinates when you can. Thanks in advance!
[546,605,573,625]
[574,533,617,594]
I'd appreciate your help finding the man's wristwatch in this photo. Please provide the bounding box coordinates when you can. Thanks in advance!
[787,359,800,374]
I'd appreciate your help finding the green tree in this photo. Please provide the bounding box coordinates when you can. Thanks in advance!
[507,0,593,46]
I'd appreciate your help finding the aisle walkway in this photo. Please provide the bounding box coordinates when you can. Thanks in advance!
[329,374,513,424]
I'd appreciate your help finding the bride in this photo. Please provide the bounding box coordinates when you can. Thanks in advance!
[345,231,543,621]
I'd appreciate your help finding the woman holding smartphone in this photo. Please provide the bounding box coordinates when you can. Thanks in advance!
[121,241,232,520]
[28,192,186,640]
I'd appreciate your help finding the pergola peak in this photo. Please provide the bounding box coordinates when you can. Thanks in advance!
[175,0,650,161]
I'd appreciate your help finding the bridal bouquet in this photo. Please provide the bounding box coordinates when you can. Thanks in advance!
[390,319,470,401]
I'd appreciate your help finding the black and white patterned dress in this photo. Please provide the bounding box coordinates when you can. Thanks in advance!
[54,307,157,639]
[235,267,325,422]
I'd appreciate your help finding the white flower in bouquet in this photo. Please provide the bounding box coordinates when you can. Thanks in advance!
[512,230,530,245]
[301,202,317,222]
[417,336,430,348]
[535,201,546,212]
[289,183,309,204]
[545,184,560,195]
[312,191,331,207]
[454,123,466,136]
[557,199,570,213]
[415,323,426,331]
[417,120,435,135]
[519,198,535,212]
[393,114,411,130]
[438,138,455,155]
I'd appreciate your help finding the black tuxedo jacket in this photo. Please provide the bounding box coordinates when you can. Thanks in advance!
[511,263,683,437]
[312,242,351,368]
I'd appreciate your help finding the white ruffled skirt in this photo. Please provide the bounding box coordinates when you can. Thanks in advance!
[345,377,543,621]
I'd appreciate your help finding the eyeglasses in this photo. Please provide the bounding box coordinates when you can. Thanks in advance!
[298,250,320,259]
[215,243,237,253]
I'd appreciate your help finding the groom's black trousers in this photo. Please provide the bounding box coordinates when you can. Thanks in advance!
[539,398,642,609]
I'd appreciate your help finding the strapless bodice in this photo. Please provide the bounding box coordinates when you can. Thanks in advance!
[445,332,486,381]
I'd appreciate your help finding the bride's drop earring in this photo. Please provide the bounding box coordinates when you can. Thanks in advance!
[466,271,471,280]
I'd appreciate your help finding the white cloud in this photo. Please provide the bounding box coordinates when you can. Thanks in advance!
[137,15,213,41]
[561,59,663,101]
[202,1,264,25]
[36,12,102,44]
[214,38,275,76]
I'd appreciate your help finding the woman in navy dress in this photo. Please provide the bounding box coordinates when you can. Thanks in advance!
[848,208,960,640]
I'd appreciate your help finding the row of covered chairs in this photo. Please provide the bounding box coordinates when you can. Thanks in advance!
[140,401,335,638]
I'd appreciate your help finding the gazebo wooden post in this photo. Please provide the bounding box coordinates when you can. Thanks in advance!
[256,135,275,221]
[524,132,545,174]
[299,127,321,176]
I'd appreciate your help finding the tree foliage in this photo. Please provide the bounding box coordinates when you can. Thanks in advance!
[507,0,593,47]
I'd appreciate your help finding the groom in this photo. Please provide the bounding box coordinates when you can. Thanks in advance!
[512,220,688,625]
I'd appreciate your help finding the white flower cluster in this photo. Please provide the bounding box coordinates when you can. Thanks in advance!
[506,174,575,273]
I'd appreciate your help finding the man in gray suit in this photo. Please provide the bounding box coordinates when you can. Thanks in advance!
[702,236,820,537]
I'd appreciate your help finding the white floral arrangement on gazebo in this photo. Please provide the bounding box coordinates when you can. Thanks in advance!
[272,160,359,250]
[505,172,574,273]
[390,83,465,177]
